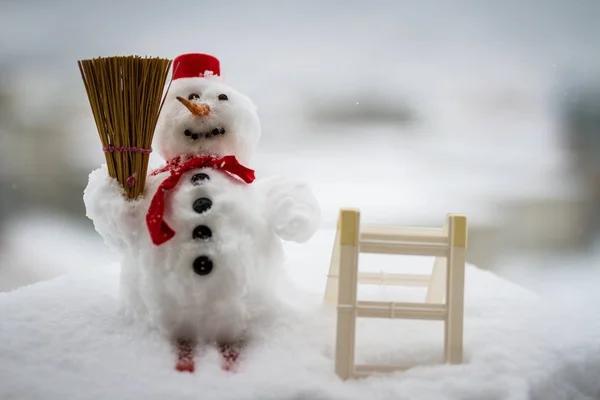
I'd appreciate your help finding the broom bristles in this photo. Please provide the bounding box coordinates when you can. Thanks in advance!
[78,56,172,199]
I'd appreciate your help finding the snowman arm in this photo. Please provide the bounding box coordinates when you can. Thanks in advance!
[83,165,144,251]
[255,176,321,243]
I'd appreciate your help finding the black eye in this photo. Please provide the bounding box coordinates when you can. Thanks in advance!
[218,94,228,101]
[188,93,200,101]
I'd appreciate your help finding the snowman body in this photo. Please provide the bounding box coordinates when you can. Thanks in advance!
[84,54,320,346]
[118,168,283,343]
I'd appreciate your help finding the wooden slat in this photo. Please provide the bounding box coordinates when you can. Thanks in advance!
[361,225,447,244]
[358,301,446,310]
[357,272,430,287]
[352,301,447,320]
[359,241,449,257]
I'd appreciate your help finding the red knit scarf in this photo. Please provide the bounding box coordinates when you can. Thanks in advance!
[146,154,255,245]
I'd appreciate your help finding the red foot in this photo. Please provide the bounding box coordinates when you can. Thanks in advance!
[175,339,196,373]
[218,342,244,372]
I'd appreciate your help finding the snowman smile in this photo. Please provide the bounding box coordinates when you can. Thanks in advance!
[184,127,226,141]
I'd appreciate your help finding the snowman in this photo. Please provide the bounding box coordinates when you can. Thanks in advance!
[83,53,321,372]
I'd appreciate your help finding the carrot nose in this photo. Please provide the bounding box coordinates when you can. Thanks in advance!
[176,96,211,117]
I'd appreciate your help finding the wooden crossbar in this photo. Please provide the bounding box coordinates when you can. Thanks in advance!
[359,241,449,257]
[360,226,447,244]
[331,208,467,380]
[341,301,447,320]
[354,272,430,286]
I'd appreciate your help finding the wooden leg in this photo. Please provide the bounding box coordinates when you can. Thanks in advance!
[445,215,467,364]
[425,256,447,304]
[334,209,360,380]
[324,217,342,303]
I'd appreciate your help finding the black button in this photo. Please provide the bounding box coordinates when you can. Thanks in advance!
[193,256,213,276]
[191,173,210,184]
[192,225,212,240]
[193,198,212,213]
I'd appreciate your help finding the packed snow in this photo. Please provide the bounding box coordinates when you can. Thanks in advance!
[1,228,600,400]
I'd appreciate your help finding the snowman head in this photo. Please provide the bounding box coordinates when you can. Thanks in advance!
[154,53,261,165]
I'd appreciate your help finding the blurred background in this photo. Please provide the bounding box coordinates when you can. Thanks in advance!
[1,0,600,297]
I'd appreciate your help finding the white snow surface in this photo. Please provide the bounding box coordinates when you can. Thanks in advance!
[2,229,600,400]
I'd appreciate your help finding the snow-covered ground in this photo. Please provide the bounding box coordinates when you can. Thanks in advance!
[1,228,600,399]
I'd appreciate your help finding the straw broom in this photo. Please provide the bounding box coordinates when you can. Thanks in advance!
[78,56,173,199]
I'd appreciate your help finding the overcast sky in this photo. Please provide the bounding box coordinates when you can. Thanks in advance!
[1,0,599,143]
[2,0,599,75]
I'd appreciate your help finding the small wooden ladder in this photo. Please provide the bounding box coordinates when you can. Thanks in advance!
[325,208,467,380]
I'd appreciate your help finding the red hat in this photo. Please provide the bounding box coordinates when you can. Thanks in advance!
[172,53,220,80]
